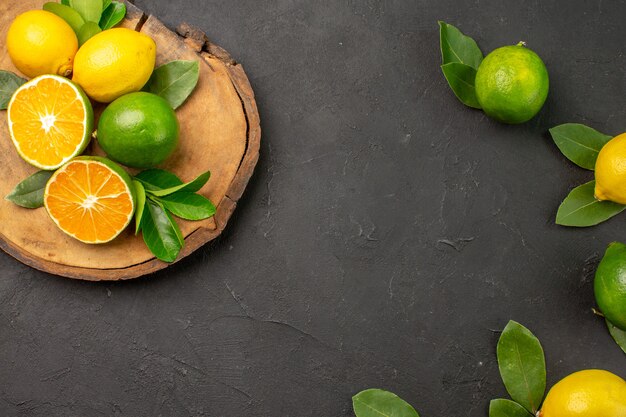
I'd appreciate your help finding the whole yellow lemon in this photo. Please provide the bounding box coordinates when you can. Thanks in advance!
[595,133,626,204]
[539,369,626,417]
[7,10,78,78]
[72,28,156,103]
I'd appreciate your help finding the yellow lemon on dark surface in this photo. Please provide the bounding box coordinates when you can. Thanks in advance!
[475,43,549,124]
[7,10,78,78]
[594,133,626,204]
[539,370,626,417]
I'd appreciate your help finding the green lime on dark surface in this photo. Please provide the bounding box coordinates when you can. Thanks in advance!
[97,92,180,169]
[475,43,549,124]
[595,242,626,330]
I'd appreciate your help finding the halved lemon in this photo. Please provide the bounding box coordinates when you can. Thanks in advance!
[7,74,93,170]
[44,156,136,244]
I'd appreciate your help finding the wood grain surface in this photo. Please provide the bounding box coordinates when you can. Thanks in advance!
[0,0,260,280]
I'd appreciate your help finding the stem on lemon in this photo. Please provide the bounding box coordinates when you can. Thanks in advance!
[517,41,527,47]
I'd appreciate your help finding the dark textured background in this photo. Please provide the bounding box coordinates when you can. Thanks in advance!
[2,0,626,416]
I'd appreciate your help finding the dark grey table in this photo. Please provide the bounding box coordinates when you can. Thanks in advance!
[2,0,625,416]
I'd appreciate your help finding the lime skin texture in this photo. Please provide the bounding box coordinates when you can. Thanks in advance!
[475,44,549,124]
[595,242,626,330]
[97,92,180,169]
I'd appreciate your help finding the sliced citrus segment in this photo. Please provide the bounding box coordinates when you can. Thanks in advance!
[7,75,93,170]
[44,157,135,244]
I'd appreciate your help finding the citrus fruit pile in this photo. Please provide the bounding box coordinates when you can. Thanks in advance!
[1,1,211,262]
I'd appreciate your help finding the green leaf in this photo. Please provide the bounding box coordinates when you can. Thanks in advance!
[61,0,71,5]
[438,21,483,69]
[102,0,112,10]
[496,320,546,414]
[166,208,185,247]
[77,21,102,46]
[99,1,125,30]
[160,192,216,221]
[146,60,200,109]
[43,2,85,34]
[0,70,26,110]
[0,71,25,109]
[141,200,183,262]
[133,180,146,235]
[5,171,54,209]
[148,171,210,197]
[70,0,103,23]
[549,124,612,170]
[489,399,533,417]
[441,63,481,109]
[352,389,420,417]
[135,169,183,191]
[556,181,626,227]
[607,320,626,355]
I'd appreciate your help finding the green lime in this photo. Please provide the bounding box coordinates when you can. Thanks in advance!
[97,92,179,169]
[475,43,549,124]
[595,242,626,330]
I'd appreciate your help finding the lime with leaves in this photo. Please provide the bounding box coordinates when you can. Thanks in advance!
[595,242,626,330]
[97,92,179,169]
[475,43,549,124]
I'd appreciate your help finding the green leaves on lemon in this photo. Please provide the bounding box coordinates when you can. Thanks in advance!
[43,0,125,44]
[97,92,179,169]
[550,124,626,227]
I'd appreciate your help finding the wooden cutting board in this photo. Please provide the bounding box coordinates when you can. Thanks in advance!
[0,0,260,280]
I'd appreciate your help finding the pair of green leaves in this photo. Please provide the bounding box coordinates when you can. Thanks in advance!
[144,60,201,110]
[134,169,215,262]
[490,321,546,417]
[44,0,126,46]
[439,21,483,109]
[550,124,622,227]
[352,389,419,417]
